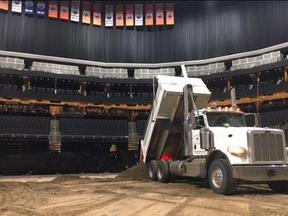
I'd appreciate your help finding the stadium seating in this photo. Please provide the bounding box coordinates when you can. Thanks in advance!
[60,117,128,136]
[0,114,50,152]
[136,119,147,137]
[260,109,288,127]
[86,67,128,79]
[134,68,175,79]
[60,117,128,152]
[185,62,226,77]
[231,51,283,71]
[0,57,25,70]
[31,62,80,75]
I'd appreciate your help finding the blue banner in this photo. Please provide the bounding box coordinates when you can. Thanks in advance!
[24,1,34,14]
[36,2,46,16]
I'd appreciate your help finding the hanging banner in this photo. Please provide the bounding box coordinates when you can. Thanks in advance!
[105,5,113,27]
[24,1,34,15]
[60,1,69,20]
[126,4,134,27]
[156,4,164,26]
[116,5,124,27]
[93,3,101,26]
[82,1,91,24]
[166,3,174,25]
[0,0,9,11]
[71,1,80,22]
[49,1,58,18]
[145,4,153,26]
[12,1,22,13]
[36,2,46,16]
[135,4,143,26]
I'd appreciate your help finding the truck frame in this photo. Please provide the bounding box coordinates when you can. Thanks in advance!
[140,73,288,195]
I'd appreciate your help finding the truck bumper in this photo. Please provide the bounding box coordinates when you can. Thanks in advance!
[232,165,288,182]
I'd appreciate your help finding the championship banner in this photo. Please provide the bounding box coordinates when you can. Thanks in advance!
[105,5,113,27]
[156,3,164,26]
[24,1,34,15]
[145,4,153,26]
[166,3,174,25]
[135,4,143,26]
[93,3,101,26]
[12,1,22,13]
[48,1,58,19]
[126,4,134,27]
[116,5,124,27]
[0,0,9,11]
[71,1,80,22]
[82,1,91,24]
[60,1,69,20]
[36,2,46,16]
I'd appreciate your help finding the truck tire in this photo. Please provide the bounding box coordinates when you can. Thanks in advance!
[268,181,288,193]
[157,160,170,183]
[208,159,238,195]
[148,160,158,181]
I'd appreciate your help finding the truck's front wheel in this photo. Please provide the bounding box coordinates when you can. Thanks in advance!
[148,160,158,181]
[208,159,238,195]
[268,181,288,193]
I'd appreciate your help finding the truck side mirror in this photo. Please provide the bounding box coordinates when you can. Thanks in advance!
[243,113,261,127]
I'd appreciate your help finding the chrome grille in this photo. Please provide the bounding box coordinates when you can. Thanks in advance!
[253,133,284,162]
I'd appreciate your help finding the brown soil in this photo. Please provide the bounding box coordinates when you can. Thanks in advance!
[116,163,150,181]
[0,169,288,215]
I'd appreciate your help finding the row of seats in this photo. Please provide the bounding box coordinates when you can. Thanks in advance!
[60,117,128,136]
[31,62,80,75]
[0,57,25,70]
[134,68,175,79]
[231,51,282,71]
[260,109,288,127]
[61,136,128,152]
[0,137,49,152]
[0,115,50,135]
[86,67,128,79]
[184,62,226,77]
[0,83,22,91]
[136,119,147,136]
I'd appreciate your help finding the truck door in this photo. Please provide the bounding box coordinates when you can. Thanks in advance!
[192,115,208,156]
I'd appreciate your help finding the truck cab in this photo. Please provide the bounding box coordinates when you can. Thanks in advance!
[141,75,288,195]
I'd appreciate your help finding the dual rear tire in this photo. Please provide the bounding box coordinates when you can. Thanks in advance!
[148,160,172,183]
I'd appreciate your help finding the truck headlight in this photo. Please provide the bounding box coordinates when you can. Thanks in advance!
[227,146,247,156]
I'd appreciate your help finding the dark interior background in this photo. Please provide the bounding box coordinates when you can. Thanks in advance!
[0,1,288,63]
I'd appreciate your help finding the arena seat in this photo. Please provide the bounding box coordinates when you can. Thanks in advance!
[134,68,175,79]
[0,114,50,152]
[31,62,80,75]
[136,118,147,137]
[231,51,283,71]
[185,62,226,77]
[260,109,288,127]
[60,117,128,152]
[86,67,128,79]
[0,57,25,70]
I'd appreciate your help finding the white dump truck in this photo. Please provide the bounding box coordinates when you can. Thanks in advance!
[140,73,288,195]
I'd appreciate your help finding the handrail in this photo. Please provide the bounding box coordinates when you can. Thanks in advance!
[0,42,288,68]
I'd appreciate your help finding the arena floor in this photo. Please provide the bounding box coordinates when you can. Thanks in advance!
[0,165,288,216]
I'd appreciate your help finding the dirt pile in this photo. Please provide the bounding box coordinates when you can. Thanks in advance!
[116,163,150,181]
[51,175,82,183]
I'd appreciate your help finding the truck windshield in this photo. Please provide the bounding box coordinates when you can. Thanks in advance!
[207,112,246,127]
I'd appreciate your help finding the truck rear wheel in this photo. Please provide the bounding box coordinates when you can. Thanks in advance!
[157,160,170,183]
[148,160,158,181]
[208,159,238,195]
[268,181,288,193]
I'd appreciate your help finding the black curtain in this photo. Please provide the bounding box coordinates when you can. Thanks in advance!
[0,1,288,63]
